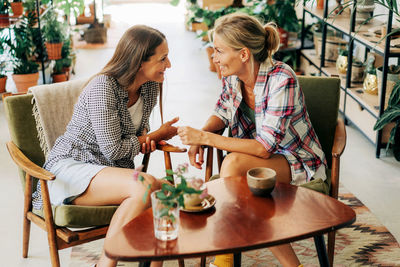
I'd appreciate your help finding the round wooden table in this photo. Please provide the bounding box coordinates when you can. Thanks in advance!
[104,176,355,266]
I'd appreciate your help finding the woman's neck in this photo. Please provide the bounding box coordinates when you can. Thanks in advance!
[238,60,260,94]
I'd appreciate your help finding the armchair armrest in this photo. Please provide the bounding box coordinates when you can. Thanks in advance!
[156,143,187,153]
[6,141,55,181]
[332,119,346,158]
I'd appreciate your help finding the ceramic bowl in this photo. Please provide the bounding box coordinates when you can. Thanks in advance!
[247,167,277,196]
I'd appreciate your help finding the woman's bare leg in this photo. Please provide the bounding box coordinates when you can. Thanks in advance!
[218,152,301,267]
[72,167,163,267]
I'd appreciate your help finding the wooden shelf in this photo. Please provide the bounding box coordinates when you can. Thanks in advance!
[301,49,380,118]
[304,6,400,55]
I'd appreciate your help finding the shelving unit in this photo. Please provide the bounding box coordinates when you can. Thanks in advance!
[0,0,50,85]
[300,0,400,158]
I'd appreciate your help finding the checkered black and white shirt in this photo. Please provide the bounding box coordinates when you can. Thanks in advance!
[32,75,159,209]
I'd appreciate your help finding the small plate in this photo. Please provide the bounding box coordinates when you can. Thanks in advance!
[180,195,216,213]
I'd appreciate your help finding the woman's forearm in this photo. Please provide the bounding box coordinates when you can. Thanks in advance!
[203,132,271,159]
[201,115,226,133]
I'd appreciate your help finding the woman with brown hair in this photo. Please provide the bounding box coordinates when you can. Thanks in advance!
[177,13,326,267]
[32,25,177,267]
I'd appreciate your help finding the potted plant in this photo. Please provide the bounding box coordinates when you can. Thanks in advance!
[10,0,22,17]
[0,61,7,93]
[0,14,39,92]
[0,0,10,28]
[53,0,84,25]
[374,80,400,161]
[267,0,300,48]
[42,8,64,60]
[60,36,73,80]
[363,53,378,95]
[23,0,36,18]
[51,59,67,83]
[135,163,207,241]
[377,65,400,109]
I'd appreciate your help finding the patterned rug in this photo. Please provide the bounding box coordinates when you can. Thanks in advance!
[70,187,400,266]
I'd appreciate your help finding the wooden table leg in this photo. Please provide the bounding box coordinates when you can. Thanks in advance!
[233,252,241,267]
[139,262,150,267]
[314,235,330,267]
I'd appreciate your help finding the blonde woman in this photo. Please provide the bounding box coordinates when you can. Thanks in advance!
[32,25,177,267]
[177,13,326,267]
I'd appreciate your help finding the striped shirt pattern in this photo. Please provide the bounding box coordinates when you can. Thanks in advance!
[214,61,326,185]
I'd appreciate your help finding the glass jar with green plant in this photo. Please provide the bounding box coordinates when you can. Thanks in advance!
[374,80,400,161]
[135,163,208,240]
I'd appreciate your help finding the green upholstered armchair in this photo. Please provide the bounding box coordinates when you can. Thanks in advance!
[204,76,346,267]
[3,80,185,267]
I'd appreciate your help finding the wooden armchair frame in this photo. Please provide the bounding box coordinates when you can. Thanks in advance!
[7,138,185,267]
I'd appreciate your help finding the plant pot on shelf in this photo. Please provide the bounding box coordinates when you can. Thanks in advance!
[0,75,7,93]
[84,23,107,44]
[376,66,400,109]
[62,66,71,80]
[315,36,347,62]
[363,73,378,95]
[206,47,216,72]
[45,42,63,60]
[10,2,23,16]
[52,73,67,83]
[12,72,39,93]
[0,14,10,28]
[277,27,289,48]
[317,0,324,9]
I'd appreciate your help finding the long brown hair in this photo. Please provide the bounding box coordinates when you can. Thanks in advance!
[100,25,166,88]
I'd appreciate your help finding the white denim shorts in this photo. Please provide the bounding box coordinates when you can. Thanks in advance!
[48,158,107,206]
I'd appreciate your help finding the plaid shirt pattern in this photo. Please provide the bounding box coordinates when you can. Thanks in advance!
[214,61,326,185]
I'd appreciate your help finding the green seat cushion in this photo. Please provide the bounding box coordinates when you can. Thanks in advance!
[33,204,118,228]
[300,170,331,195]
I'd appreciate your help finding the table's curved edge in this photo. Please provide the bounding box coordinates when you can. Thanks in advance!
[104,177,358,262]
[105,214,356,262]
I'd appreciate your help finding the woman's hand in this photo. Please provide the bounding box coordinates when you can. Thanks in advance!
[188,145,205,169]
[157,117,179,141]
[177,126,206,146]
[141,136,156,154]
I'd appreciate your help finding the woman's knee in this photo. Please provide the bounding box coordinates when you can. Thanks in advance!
[220,152,247,177]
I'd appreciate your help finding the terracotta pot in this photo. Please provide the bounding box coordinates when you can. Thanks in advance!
[52,73,67,83]
[277,28,289,48]
[45,42,63,60]
[62,67,71,80]
[10,2,23,16]
[206,47,216,72]
[317,0,324,9]
[376,67,400,109]
[12,72,39,93]
[0,76,7,93]
[0,14,10,28]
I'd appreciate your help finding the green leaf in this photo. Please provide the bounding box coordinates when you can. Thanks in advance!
[170,0,179,6]
[374,106,400,130]
[166,169,174,175]
[142,184,151,203]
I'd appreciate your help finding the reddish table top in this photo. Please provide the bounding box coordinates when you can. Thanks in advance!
[104,176,355,262]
